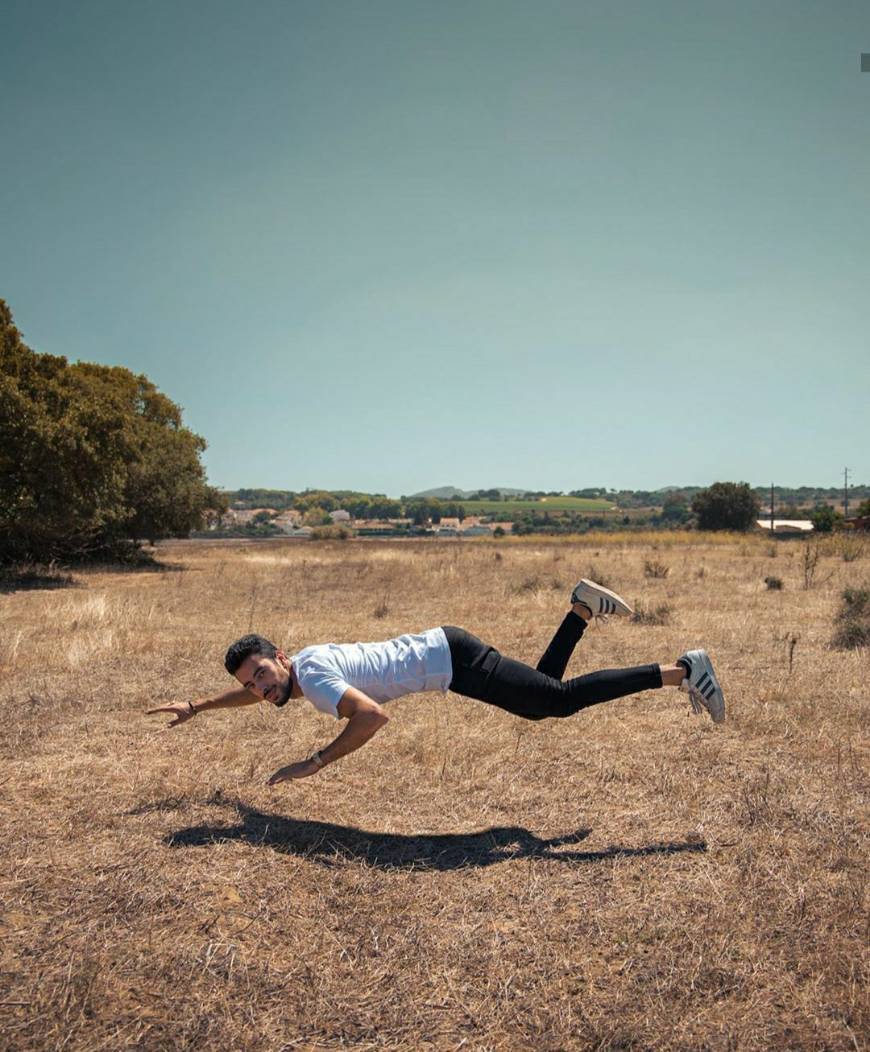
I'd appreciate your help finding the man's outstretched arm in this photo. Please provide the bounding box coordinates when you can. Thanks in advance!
[267,686,389,784]
[147,686,260,728]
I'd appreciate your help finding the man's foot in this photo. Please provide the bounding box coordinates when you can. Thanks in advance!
[677,649,726,723]
[570,578,633,617]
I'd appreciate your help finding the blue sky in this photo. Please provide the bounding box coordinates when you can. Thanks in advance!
[2,1,868,495]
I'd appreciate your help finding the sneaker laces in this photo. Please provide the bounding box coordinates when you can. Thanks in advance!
[679,677,705,715]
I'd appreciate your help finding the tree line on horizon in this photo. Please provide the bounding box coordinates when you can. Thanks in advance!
[229,482,868,512]
[225,483,869,536]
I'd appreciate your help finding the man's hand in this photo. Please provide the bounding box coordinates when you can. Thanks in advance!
[146,701,196,728]
[267,760,321,785]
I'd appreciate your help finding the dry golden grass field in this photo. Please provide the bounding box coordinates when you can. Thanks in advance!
[1,534,867,1051]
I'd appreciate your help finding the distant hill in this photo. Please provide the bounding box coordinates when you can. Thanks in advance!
[409,485,529,500]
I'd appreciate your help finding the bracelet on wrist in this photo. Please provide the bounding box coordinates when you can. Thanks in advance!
[311,750,324,768]
[187,700,197,717]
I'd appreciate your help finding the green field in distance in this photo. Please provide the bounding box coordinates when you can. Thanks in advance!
[458,497,616,515]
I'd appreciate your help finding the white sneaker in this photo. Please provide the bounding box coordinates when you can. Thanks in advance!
[677,649,726,723]
[570,578,633,617]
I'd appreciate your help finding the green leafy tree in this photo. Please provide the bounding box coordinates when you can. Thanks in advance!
[569,488,606,499]
[234,489,297,510]
[303,506,331,527]
[295,490,339,513]
[660,492,690,523]
[406,499,445,525]
[0,298,223,562]
[71,362,225,544]
[691,482,760,531]
[810,505,840,533]
[440,502,465,520]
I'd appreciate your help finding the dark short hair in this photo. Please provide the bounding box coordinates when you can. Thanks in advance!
[224,634,279,675]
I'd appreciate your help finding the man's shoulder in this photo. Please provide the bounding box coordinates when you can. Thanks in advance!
[293,644,343,676]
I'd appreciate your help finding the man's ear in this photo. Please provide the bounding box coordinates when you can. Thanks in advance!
[276,650,290,670]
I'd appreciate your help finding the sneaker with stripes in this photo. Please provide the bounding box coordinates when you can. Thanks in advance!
[570,578,633,617]
[677,649,725,723]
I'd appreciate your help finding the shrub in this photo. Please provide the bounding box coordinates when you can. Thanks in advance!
[631,603,672,626]
[585,566,613,588]
[764,576,784,590]
[834,620,870,648]
[837,536,865,563]
[515,575,562,594]
[644,559,670,579]
[833,587,870,649]
[310,524,353,541]
[810,505,840,533]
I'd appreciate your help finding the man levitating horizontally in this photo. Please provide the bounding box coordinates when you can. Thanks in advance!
[148,578,725,785]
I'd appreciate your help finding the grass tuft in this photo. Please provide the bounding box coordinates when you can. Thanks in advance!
[832,586,870,649]
[630,602,672,625]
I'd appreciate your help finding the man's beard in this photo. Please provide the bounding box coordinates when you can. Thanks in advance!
[274,678,293,707]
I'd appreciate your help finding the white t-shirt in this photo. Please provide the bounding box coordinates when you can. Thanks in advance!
[289,627,453,719]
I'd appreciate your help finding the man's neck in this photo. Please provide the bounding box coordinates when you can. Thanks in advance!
[289,665,303,699]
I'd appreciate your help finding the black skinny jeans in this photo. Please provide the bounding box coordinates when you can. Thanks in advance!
[443,613,662,720]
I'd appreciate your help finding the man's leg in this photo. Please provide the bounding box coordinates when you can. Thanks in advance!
[442,579,725,723]
[536,578,634,679]
[535,611,587,679]
[444,627,692,722]
[481,650,665,719]
[445,625,661,719]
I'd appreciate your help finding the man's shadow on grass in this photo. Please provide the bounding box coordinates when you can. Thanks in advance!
[164,799,706,871]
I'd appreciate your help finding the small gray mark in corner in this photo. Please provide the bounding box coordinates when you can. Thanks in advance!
[862,53,870,72]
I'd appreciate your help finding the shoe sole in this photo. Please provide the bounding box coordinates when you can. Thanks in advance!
[572,578,634,616]
[689,651,725,723]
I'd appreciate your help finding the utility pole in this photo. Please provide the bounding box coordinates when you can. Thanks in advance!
[770,482,775,531]
[844,467,851,520]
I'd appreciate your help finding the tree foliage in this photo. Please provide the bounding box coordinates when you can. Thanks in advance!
[691,481,760,531]
[810,505,840,533]
[660,491,690,523]
[0,299,224,563]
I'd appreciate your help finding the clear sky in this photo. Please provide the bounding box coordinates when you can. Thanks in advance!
[2,1,868,495]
